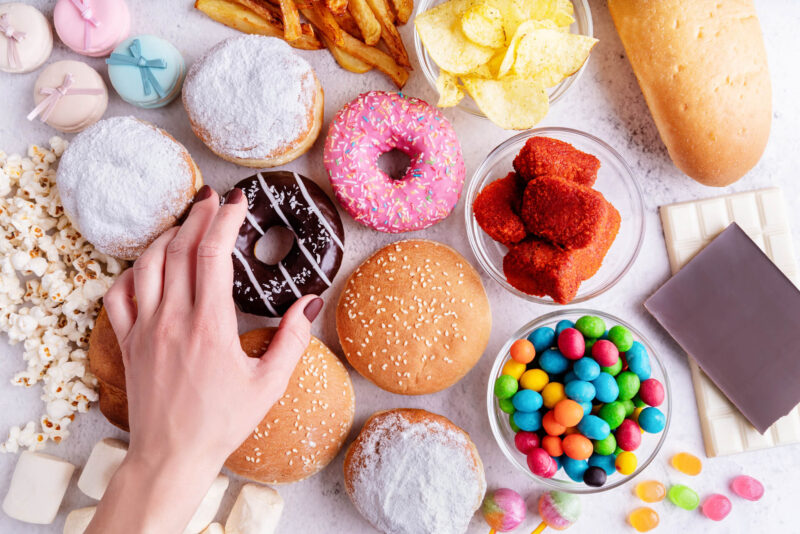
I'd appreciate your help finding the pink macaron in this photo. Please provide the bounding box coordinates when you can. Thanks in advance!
[54,0,130,57]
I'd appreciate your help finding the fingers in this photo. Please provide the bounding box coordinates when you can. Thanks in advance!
[194,188,247,311]
[163,186,220,306]
[132,226,180,320]
[103,268,136,344]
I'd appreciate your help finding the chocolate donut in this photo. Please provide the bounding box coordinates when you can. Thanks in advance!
[226,171,345,317]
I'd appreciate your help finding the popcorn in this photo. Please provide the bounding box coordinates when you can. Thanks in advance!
[0,138,126,452]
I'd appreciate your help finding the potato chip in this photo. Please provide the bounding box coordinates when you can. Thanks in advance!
[462,77,549,129]
[415,0,496,74]
[460,3,505,48]
[436,70,465,107]
[496,19,557,78]
[512,29,597,87]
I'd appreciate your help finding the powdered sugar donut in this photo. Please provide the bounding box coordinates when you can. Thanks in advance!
[324,91,465,233]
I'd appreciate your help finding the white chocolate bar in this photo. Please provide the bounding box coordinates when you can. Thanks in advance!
[184,475,229,534]
[2,451,76,524]
[225,483,284,534]
[660,187,800,456]
[77,438,128,500]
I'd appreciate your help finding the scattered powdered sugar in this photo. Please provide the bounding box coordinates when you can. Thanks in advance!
[182,35,316,159]
[56,116,193,258]
[349,412,486,534]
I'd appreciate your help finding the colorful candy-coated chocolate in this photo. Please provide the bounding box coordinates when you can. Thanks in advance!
[731,475,764,501]
[54,0,130,57]
[558,328,585,360]
[591,372,619,403]
[528,326,556,353]
[509,413,520,432]
[512,389,543,412]
[528,448,557,478]
[587,453,616,475]
[482,488,527,532]
[593,433,616,456]
[575,315,605,339]
[638,407,666,433]
[625,341,652,381]
[553,399,583,427]
[615,451,637,475]
[494,375,518,399]
[635,480,666,503]
[511,410,541,432]
[621,399,636,417]
[702,494,732,521]
[565,380,595,403]
[615,419,642,451]
[510,338,536,363]
[542,410,567,436]
[514,431,540,454]
[573,357,600,382]
[542,382,567,408]
[639,378,664,407]
[499,398,515,414]
[628,507,659,532]
[538,491,581,530]
[577,415,610,440]
[562,456,589,482]
[502,359,526,380]
[668,484,699,510]
[608,325,633,352]
[579,401,592,415]
[598,401,626,429]
[562,434,592,460]
[583,465,607,487]
[615,371,640,401]
[555,319,574,336]
[563,371,577,383]
[591,339,619,367]
[670,452,702,475]
[542,435,563,457]
[520,368,549,391]
[600,357,623,376]
[540,348,570,374]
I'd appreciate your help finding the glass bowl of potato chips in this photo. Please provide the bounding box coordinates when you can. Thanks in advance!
[414,0,594,129]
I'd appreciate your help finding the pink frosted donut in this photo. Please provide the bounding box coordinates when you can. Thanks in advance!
[324,91,465,233]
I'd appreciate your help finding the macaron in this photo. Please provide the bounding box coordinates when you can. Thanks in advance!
[28,60,108,133]
[54,0,130,57]
[106,35,186,108]
[0,3,53,73]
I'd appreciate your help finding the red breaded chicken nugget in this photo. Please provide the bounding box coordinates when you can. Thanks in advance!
[473,172,527,245]
[513,137,600,187]
[521,175,610,250]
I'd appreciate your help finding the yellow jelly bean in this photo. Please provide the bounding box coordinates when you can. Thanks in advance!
[633,406,644,422]
[502,359,526,381]
[615,451,637,475]
[628,507,659,532]
[520,369,548,392]
[671,452,702,476]
[541,382,566,408]
[635,480,666,503]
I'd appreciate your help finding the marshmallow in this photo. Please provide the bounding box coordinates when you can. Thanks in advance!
[77,438,128,500]
[183,475,229,534]
[63,506,96,534]
[2,451,76,524]
[202,523,225,534]
[225,484,284,534]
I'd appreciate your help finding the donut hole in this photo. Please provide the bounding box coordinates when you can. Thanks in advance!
[254,226,295,265]
[378,149,412,181]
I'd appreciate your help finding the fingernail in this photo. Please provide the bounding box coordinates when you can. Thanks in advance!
[303,297,324,322]
[195,185,212,201]
[225,188,245,204]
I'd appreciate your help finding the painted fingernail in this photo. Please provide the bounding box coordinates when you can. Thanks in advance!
[225,188,245,204]
[195,185,212,201]
[303,297,324,322]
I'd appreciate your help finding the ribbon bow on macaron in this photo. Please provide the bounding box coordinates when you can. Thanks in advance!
[0,13,26,70]
[105,38,167,98]
[68,0,100,52]
[27,73,104,122]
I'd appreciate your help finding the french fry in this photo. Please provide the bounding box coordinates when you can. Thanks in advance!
[390,0,412,24]
[365,0,410,67]
[333,9,363,39]
[312,1,346,46]
[301,6,409,86]
[195,0,323,50]
[325,0,348,16]
[348,0,381,45]
[320,34,372,73]
[279,0,303,41]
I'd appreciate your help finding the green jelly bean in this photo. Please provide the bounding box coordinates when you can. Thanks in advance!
[616,371,641,401]
[633,395,646,408]
[601,357,623,377]
[499,397,515,414]
[614,446,624,456]
[608,325,634,352]
[509,413,520,432]
[668,484,699,511]
[594,433,617,456]
[575,315,606,339]
[598,401,626,430]
[494,375,518,399]
[621,399,636,417]
[585,338,597,350]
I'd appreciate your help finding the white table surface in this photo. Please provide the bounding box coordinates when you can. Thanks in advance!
[2,1,799,532]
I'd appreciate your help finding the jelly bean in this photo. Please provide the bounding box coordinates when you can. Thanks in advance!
[542,435,563,457]
[577,415,610,440]
[542,410,567,436]
[638,407,666,433]
[598,401,626,430]
[639,378,665,407]
[527,447,556,477]
[553,399,584,427]
[498,398,515,414]
[633,395,646,408]
[731,475,764,501]
[542,382,566,408]
[593,433,616,456]
[668,484,699,510]
[615,451,637,475]
[575,315,606,339]
[616,419,642,451]
[564,426,579,435]
[626,341,652,381]
[509,413,520,432]
[565,380,596,403]
[563,371,577,383]
[614,445,624,455]
[635,480,666,503]
[585,338,597,350]
[512,389,543,413]
[510,338,535,364]
[702,494,731,521]
[580,401,592,415]
[494,375,518,399]
[558,328,585,360]
[621,399,635,417]
[616,371,640,401]
[514,431,540,454]
[555,319,574,336]
[562,434,593,460]
[520,369,549,392]
[628,507,659,532]
[583,465,607,487]
[670,452,702,475]
[528,327,556,353]
[562,456,589,482]
[539,349,570,374]
[633,406,644,423]
[588,453,616,476]
[512,411,542,432]
[608,325,634,352]
[591,339,619,367]
[601,357,623,376]
[502,359,526,380]
[591,372,619,403]
[551,455,562,471]
[573,357,601,382]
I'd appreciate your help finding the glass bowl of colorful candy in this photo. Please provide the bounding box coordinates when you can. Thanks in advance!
[487,310,671,493]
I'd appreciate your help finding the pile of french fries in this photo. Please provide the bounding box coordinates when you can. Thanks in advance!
[195,0,413,87]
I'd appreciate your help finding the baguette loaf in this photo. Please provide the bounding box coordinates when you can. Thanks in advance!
[609,0,771,187]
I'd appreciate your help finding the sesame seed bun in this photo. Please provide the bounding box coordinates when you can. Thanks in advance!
[336,239,492,395]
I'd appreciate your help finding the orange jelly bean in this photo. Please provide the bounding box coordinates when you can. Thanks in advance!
[542,435,563,457]
[510,339,535,364]
[628,507,659,532]
[635,480,666,503]
[562,434,592,460]
[542,410,567,436]
[671,452,702,475]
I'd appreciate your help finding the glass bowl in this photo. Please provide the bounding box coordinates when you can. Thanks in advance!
[486,310,672,494]
[465,128,645,305]
[413,0,593,118]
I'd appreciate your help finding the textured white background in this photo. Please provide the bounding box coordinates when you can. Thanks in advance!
[1,1,799,532]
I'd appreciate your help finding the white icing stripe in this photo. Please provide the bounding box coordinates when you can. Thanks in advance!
[246,211,265,235]
[293,172,344,250]
[296,238,332,286]
[278,261,302,298]
[233,248,277,316]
